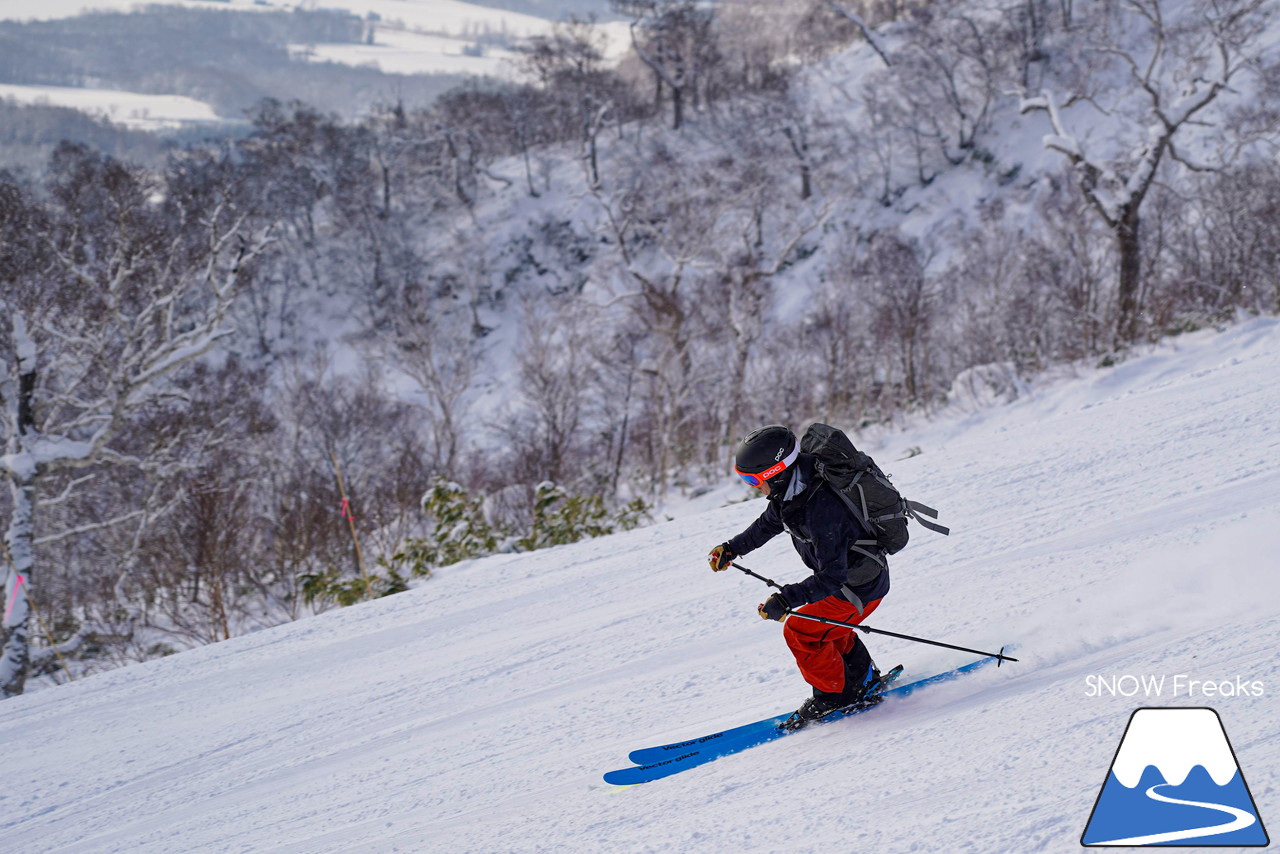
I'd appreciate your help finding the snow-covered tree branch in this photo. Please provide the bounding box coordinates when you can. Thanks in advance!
[0,146,276,697]
[1019,0,1273,343]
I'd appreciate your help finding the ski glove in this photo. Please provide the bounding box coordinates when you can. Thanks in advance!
[708,542,735,572]
[758,593,790,621]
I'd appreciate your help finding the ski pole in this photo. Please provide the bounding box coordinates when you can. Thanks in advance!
[781,610,1018,666]
[730,561,784,590]
[731,562,1018,666]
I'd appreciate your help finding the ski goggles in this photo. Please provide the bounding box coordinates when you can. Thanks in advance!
[734,441,799,487]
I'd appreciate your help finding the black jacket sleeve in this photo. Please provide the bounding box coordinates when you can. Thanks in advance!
[725,484,876,609]
[725,500,784,557]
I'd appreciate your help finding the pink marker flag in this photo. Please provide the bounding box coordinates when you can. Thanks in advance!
[4,572,26,627]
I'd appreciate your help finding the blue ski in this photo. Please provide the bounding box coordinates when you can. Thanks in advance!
[604,654,1003,786]
[625,666,903,766]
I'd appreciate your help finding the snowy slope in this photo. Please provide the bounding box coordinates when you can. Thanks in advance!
[2,318,1278,853]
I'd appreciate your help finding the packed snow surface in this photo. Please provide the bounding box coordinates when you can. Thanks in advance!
[2,318,1278,852]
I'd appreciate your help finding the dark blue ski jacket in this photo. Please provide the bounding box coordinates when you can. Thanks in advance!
[726,455,890,609]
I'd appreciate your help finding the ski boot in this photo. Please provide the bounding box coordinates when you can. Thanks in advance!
[779,659,905,731]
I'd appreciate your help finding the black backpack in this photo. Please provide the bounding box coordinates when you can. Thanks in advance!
[800,423,949,566]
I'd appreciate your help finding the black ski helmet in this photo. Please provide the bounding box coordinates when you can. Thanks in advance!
[734,425,799,487]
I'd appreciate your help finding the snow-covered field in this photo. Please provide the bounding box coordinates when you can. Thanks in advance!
[289,27,523,78]
[2,317,1278,853]
[0,0,573,126]
[1,0,551,32]
[2,0,628,80]
[0,83,222,130]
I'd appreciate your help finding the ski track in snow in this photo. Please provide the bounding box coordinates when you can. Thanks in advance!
[0,319,1278,853]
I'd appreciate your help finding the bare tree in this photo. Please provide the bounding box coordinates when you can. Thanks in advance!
[0,147,275,697]
[515,16,636,189]
[823,0,895,67]
[619,0,720,131]
[366,226,488,479]
[714,193,826,448]
[898,4,1004,162]
[726,84,826,202]
[858,232,938,403]
[1020,0,1275,344]
[1164,162,1280,317]
[589,166,724,492]
[505,296,595,488]
[383,323,476,479]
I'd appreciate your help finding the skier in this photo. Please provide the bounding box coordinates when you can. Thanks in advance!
[708,424,889,729]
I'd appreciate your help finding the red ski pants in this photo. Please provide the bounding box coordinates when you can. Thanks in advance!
[782,595,883,694]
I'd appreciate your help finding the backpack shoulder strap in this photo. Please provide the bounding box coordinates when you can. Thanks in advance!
[827,479,889,568]
[828,474,871,531]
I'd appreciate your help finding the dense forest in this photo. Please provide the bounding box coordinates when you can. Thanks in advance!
[2,0,1278,696]
[0,99,177,171]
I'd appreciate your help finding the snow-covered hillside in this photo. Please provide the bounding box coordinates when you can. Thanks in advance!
[2,317,1278,852]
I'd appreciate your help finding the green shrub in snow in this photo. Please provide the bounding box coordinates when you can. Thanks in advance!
[515,482,650,552]
[412,478,502,569]
[299,566,410,608]
[302,479,649,608]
